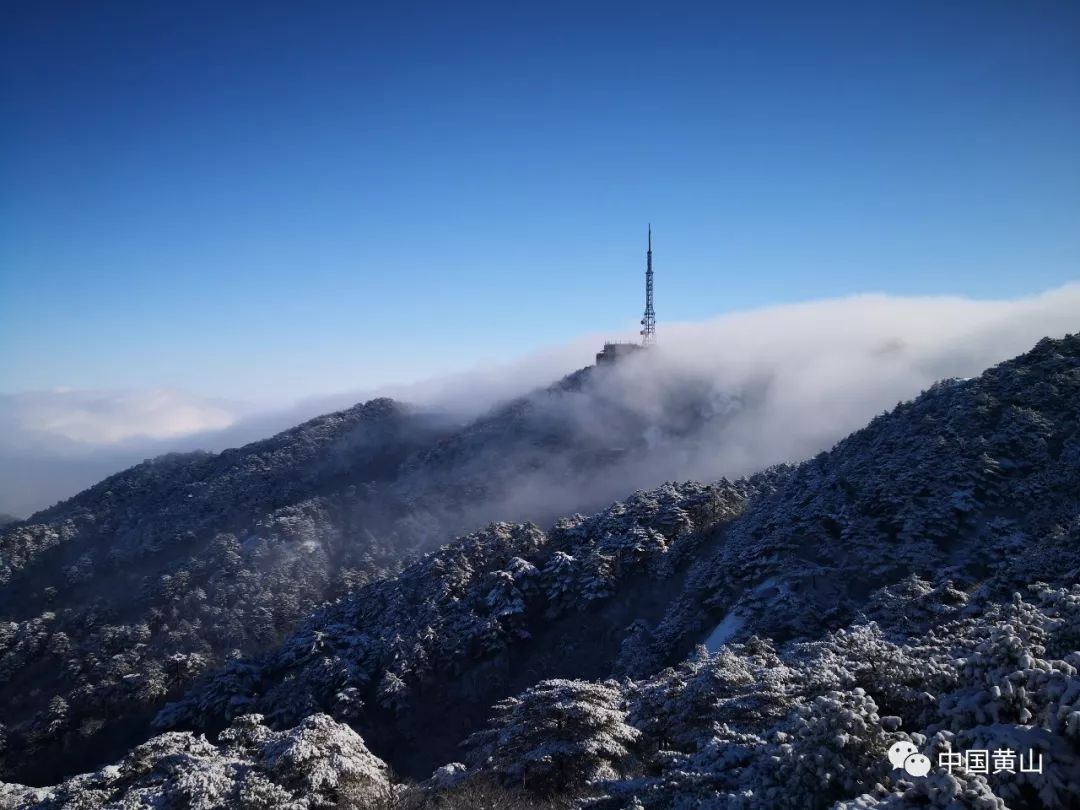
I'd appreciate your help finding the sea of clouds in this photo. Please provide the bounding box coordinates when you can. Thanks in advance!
[2,283,1077,519]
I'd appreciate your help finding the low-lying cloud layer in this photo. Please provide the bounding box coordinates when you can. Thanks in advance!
[0,389,251,519]
[649,286,1080,477]
[476,284,1080,525]
[2,388,241,447]
[2,284,1077,519]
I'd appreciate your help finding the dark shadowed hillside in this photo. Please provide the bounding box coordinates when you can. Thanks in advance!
[0,398,440,595]
[154,474,784,779]
[0,398,453,782]
[0,357,763,786]
[8,334,1070,808]
[4,335,1079,809]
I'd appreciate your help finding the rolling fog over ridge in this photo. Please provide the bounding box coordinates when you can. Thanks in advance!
[7,330,1080,804]
[6,1,1079,804]
[4,282,1076,784]
[3,283,1078,520]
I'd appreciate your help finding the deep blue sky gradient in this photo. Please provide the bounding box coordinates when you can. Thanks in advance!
[3,1,1079,400]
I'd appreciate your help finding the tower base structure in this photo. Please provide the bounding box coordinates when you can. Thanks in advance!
[595,342,644,365]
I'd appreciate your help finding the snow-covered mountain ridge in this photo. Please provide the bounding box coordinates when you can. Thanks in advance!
[640,333,1080,667]
[0,358,760,786]
[3,333,1080,809]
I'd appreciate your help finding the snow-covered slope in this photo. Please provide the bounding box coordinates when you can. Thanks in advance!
[154,475,780,778]
[0,359,759,786]
[640,333,1080,670]
[4,334,1079,809]
[0,398,452,784]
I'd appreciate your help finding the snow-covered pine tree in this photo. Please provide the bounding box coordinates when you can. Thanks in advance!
[464,678,640,794]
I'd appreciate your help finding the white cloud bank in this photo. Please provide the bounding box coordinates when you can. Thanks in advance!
[395,284,1078,529]
[644,285,1080,476]
[1,283,1077,518]
[2,388,241,447]
[0,389,251,518]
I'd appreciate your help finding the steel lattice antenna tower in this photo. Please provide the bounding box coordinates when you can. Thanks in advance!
[640,224,656,345]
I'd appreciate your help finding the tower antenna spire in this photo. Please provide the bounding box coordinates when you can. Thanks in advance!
[640,224,656,346]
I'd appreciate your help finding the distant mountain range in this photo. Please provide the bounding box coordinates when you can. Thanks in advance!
[3,334,1079,809]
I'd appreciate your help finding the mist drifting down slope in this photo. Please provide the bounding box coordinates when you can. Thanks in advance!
[3,284,1077,519]
[12,332,1080,810]
[393,284,1080,529]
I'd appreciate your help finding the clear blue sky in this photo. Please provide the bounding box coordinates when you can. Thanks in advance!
[2,0,1078,402]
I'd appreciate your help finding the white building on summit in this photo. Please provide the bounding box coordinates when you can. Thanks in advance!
[596,226,655,365]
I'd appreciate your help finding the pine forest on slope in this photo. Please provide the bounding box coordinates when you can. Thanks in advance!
[1,333,1079,810]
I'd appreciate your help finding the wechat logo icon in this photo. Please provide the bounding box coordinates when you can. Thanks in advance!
[888,741,931,777]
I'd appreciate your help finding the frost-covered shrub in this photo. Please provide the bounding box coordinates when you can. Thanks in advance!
[592,582,1080,809]
[1,713,390,810]
[836,771,1007,809]
[465,679,641,794]
[748,688,893,808]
